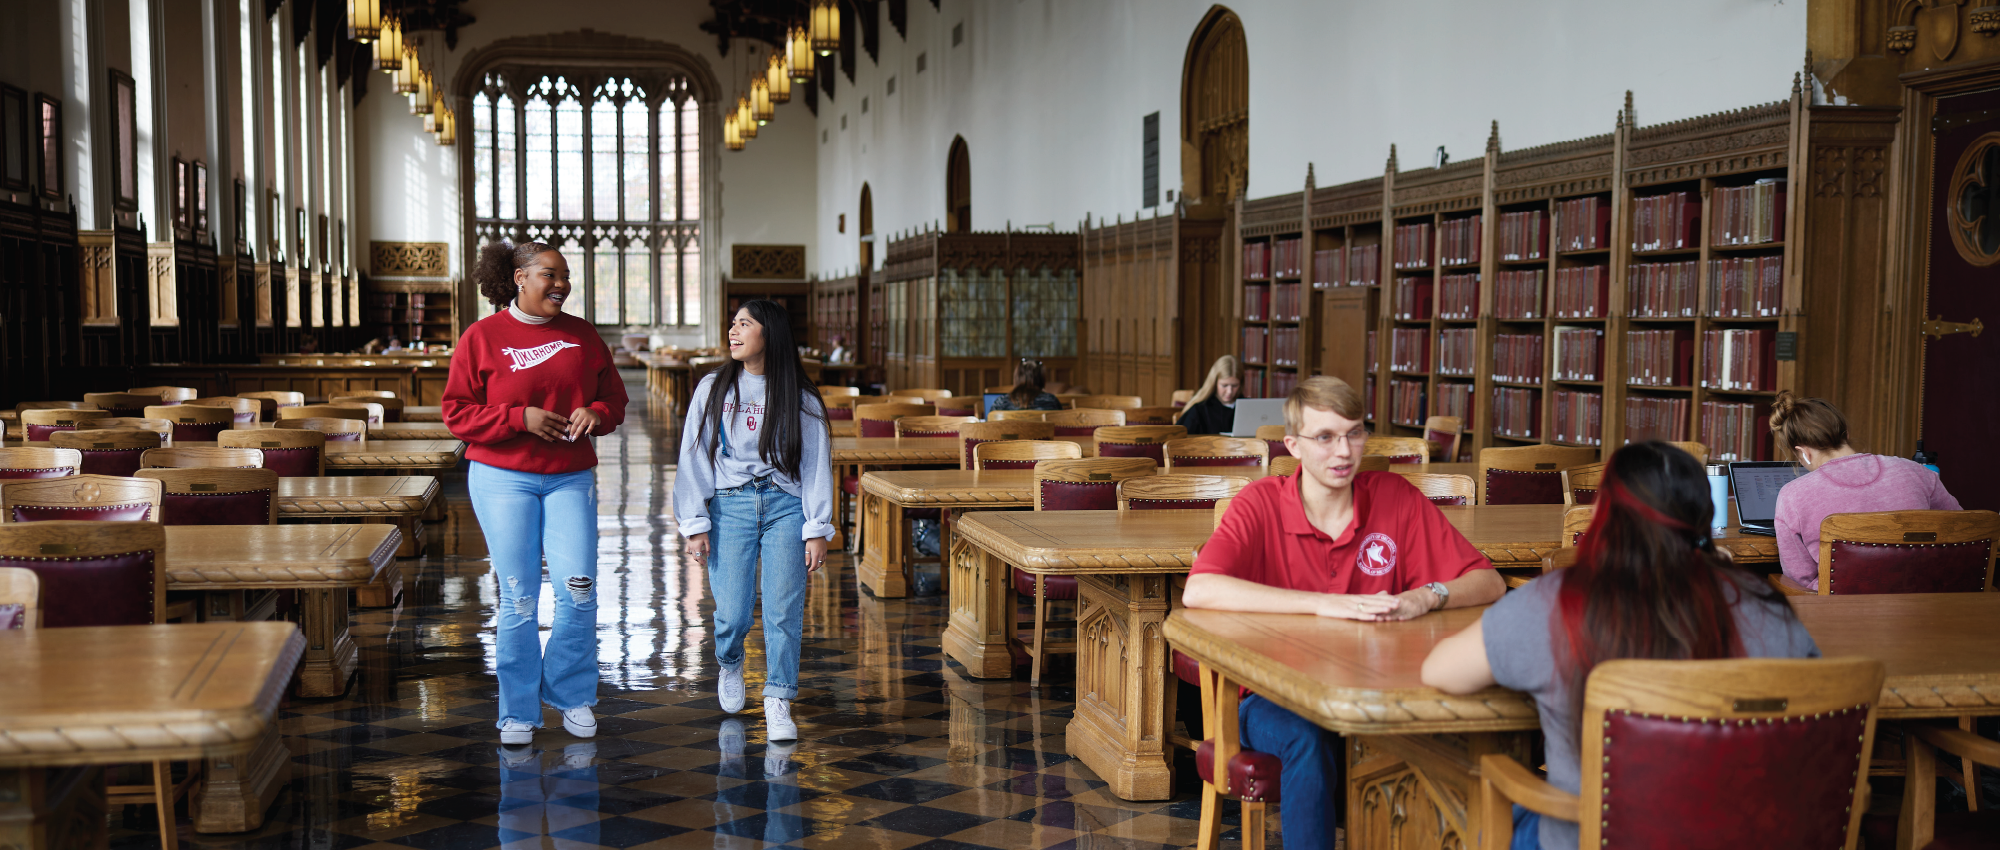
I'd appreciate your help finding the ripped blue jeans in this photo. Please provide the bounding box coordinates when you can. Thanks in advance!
[469,461,600,728]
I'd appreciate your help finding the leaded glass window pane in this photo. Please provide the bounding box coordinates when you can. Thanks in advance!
[496,94,517,220]
[473,92,493,219]
[524,95,552,220]
[659,106,678,221]
[556,91,583,220]
[679,99,699,220]
[659,247,679,325]
[590,95,618,220]
[622,97,649,221]
[624,242,651,325]
[681,238,701,322]
[593,243,619,324]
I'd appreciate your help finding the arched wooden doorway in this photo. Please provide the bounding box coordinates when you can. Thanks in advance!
[859,183,875,270]
[1175,7,1246,386]
[946,137,971,232]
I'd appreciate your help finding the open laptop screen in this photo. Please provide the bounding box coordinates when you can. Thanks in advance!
[1728,462,1798,525]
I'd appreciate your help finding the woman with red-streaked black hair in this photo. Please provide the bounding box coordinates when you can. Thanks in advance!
[1419,441,1818,850]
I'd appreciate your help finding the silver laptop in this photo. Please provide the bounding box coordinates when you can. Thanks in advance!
[1227,398,1287,438]
[1728,461,1797,537]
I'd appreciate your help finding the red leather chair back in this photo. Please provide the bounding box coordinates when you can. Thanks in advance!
[77,449,146,478]
[1484,469,1566,505]
[859,419,899,438]
[1037,480,1120,511]
[1598,707,1869,848]
[323,431,362,442]
[1099,442,1167,463]
[1825,539,1992,594]
[0,467,77,480]
[1264,439,1290,458]
[259,447,323,477]
[169,421,231,443]
[1425,428,1459,460]
[1053,425,1098,437]
[1427,494,1470,507]
[1168,455,1261,468]
[1,550,158,627]
[1127,497,1221,511]
[25,424,75,442]
[977,458,1041,471]
[1385,453,1424,465]
[10,503,155,522]
[826,407,854,421]
[1571,488,1599,505]
[938,405,975,417]
[161,490,274,525]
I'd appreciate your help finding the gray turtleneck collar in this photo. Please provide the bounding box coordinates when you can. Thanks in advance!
[509,300,554,325]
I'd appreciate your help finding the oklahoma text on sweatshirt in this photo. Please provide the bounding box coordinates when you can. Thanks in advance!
[442,309,629,474]
[672,371,834,541]
[1773,453,1961,590]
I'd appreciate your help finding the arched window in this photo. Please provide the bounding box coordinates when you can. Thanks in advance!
[946,137,970,233]
[470,71,703,326]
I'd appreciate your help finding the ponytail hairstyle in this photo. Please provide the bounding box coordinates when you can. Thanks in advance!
[1552,441,1794,749]
[1007,359,1047,410]
[474,240,556,310]
[1179,355,1243,424]
[698,299,826,481]
[1768,390,1851,453]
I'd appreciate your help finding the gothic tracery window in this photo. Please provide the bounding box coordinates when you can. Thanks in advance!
[472,71,704,325]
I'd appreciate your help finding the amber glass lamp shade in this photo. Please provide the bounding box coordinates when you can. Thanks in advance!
[374,19,402,72]
[787,25,815,83]
[767,52,791,104]
[724,113,744,151]
[810,0,840,57]
[736,95,757,140]
[347,0,381,42]
[751,78,774,125]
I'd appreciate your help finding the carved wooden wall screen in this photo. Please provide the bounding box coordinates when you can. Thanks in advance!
[369,241,451,277]
[1183,9,1248,206]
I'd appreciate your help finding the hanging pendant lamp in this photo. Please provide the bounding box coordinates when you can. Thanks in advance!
[347,0,381,42]
[374,17,402,72]
[767,52,791,104]
[736,95,757,140]
[787,24,814,84]
[724,113,744,151]
[410,71,434,115]
[810,0,840,57]
[751,77,773,125]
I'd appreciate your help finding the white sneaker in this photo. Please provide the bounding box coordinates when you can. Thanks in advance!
[499,719,534,746]
[763,740,797,778]
[765,697,798,742]
[561,706,597,738]
[561,742,597,771]
[719,666,746,714]
[718,718,747,758]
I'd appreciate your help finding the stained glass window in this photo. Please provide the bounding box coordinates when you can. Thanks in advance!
[470,72,704,326]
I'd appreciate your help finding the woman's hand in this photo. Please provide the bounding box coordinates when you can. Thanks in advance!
[566,407,603,441]
[522,407,571,441]
[805,537,829,574]
[686,532,709,564]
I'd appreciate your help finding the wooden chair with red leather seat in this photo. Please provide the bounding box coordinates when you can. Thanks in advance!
[1,475,164,523]
[1164,436,1270,473]
[1423,415,1464,464]
[893,415,977,440]
[958,421,1057,469]
[49,430,164,477]
[0,447,83,480]
[219,428,327,477]
[0,520,196,850]
[1769,509,2000,596]
[1068,394,1143,410]
[140,447,264,470]
[1478,657,1884,850]
[823,394,859,424]
[853,394,924,407]
[1116,474,1248,512]
[331,394,404,423]
[128,386,197,403]
[1122,406,1181,425]
[897,389,974,416]
[987,409,1051,422]
[92,418,175,446]
[1865,722,2000,850]
[1093,425,1187,464]
[1044,408,1125,437]
[144,404,235,443]
[237,390,305,422]
[1172,389,1195,408]
[1561,461,1607,506]
[1254,424,1289,459]
[84,392,167,417]
[854,403,936,438]
[20,408,111,442]
[280,403,373,424]
[0,566,37,630]
[187,397,260,428]
[1477,445,1599,506]
[1021,457,1156,686]
[1362,435,1430,464]
[136,468,280,525]
[1403,472,1478,506]
[1668,440,1709,464]
[1269,456,1300,477]
[1187,651,1283,850]
[274,416,367,444]
[970,439,1081,471]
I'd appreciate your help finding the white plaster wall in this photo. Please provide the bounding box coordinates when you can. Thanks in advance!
[814,0,1807,276]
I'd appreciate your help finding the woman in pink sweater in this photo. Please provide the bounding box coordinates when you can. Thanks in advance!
[1770,391,1959,590]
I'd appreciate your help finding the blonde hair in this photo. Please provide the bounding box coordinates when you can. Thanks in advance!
[1283,376,1365,434]
[1182,355,1243,412]
[1768,390,1850,452]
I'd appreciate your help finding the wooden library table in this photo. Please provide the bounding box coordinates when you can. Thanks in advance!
[1163,592,2000,849]
[245,421,456,441]
[403,405,442,422]
[178,439,466,473]
[856,469,1039,598]
[1434,503,1778,568]
[279,475,439,587]
[0,621,305,844]
[164,523,400,699]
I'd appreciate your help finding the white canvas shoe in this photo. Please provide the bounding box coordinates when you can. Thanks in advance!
[765,697,798,742]
[499,719,534,746]
[719,666,746,714]
[561,706,597,738]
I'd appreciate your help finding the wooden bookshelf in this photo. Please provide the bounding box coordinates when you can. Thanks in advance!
[876,229,1082,395]
[362,279,458,345]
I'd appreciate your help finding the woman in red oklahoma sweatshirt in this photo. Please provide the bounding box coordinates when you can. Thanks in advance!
[444,240,627,748]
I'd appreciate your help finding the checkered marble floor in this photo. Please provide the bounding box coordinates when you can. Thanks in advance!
[117,382,1259,850]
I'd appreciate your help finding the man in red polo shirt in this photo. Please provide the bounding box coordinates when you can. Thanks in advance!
[1184,376,1503,849]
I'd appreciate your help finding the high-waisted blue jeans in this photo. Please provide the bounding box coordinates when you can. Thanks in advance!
[706,477,807,700]
[469,461,600,728]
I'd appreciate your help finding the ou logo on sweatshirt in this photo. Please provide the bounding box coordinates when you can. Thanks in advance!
[502,341,580,372]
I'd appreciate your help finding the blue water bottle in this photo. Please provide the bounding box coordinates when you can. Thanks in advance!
[1913,440,1940,475]
[1704,464,1732,537]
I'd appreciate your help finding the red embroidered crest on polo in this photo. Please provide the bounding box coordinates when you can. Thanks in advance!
[1357,532,1398,576]
[502,341,581,371]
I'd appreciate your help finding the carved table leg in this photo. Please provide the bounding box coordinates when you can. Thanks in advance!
[943,533,1015,678]
[857,492,909,598]
[0,766,107,850]
[353,559,404,609]
[1346,731,1534,850]
[193,719,289,833]
[1067,573,1178,801]
[296,587,358,697]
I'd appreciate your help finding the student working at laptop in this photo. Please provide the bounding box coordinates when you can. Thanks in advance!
[1178,355,1243,434]
[1767,391,1960,591]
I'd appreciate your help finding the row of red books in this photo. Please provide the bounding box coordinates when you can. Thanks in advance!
[1435,381,1474,423]
[1711,180,1786,246]
[1708,256,1783,318]
[1394,275,1433,321]
[1496,269,1547,320]
[1268,369,1299,398]
[1241,326,1268,365]
[1390,378,1427,426]
[1628,260,1699,318]
[1500,210,1548,261]
[1243,367,1267,399]
[1393,222,1434,269]
[1553,326,1604,382]
[1702,399,1775,461]
[1364,375,1377,420]
[1243,283,1270,322]
[1439,215,1482,267]
[1243,240,1302,280]
[1626,329,1693,387]
[1270,282,1305,321]
[1493,387,1541,439]
[1552,389,1604,447]
[1494,333,1544,383]
[1634,191,1700,252]
[1625,395,1691,442]
[1310,244,1383,288]
[1701,328,1778,391]
[1556,196,1612,252]
[1268,327,1303,367]
[1366,330,1378,367]
[1553,265,1610,319]
[1391,328,1431,373]
[1440,273,1479,320]
[364,293,400,308]
[1437,328,1476,376]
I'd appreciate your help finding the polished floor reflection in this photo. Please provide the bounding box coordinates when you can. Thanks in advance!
[129,379,1229,850]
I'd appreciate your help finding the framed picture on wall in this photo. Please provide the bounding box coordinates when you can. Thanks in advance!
[108,71,136,212]
[35,94,60,200]
[0,84,29,193]
[295,207,307,266]
[172,157,188,231]
[194,160,208,236]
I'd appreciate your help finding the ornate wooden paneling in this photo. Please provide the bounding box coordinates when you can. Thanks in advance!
[730,243,807,280]
[368,241,450,278]
[1082,215,1179,405]
[1493,132,1616,204]
[1624,101,1792,186]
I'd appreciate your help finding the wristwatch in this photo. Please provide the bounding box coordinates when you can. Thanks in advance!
[1424,581,1451,609]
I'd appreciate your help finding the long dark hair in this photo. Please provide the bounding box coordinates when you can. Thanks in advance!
[1008,359,1046,409]
[1554,441,1794,741]
[698,299,825,481]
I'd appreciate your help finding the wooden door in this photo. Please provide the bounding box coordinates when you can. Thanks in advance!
[1923,87,2000,510]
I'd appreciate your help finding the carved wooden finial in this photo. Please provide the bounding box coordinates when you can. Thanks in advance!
[1387,144,1399,172]
[1305,162,1315,189]
[1486,120,1501,154]
[1792,71,1802,96]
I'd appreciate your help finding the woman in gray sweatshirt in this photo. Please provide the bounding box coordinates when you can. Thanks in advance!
[673,299,833,742]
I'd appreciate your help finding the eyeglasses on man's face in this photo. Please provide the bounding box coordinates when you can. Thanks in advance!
[1295,426,1371,447]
